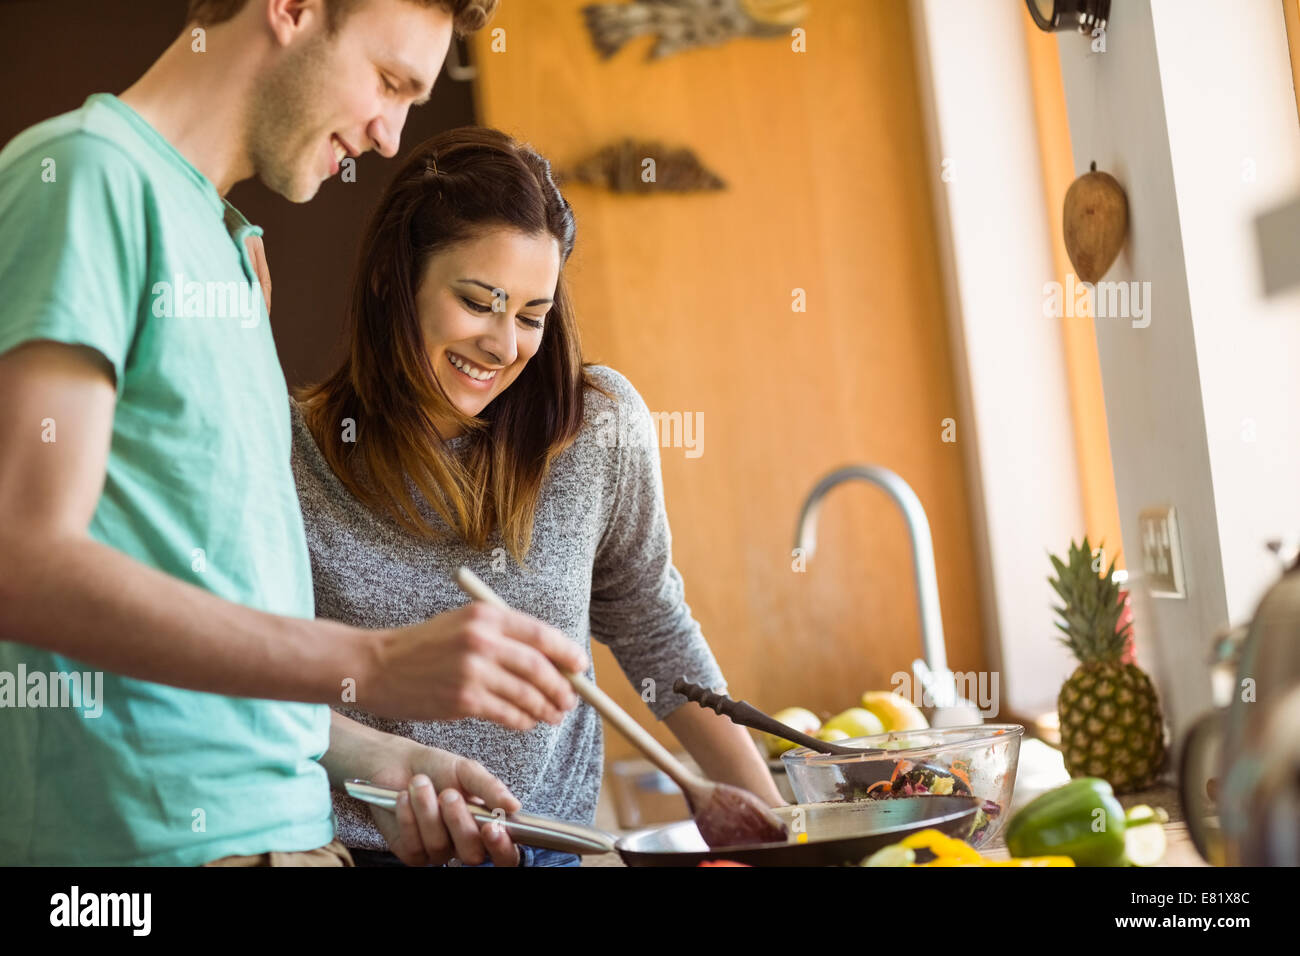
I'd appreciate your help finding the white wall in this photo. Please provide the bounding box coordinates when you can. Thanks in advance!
[1056,0,1300,743]
[1151,1,1300,624]
[910,0,1085,721]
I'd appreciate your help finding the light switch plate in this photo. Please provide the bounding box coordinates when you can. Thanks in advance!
[1138,506,1186,598]
[1256,194,1300,295]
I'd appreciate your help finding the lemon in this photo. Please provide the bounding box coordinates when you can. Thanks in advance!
[817,727,851,743]
[820,707,885,740]
[740,0,809,29]
[859,691,929,732]
[762,706,821,757]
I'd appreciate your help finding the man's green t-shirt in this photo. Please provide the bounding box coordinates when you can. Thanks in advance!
[0,94,333,865]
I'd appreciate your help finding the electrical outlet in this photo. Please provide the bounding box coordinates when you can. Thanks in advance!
[1138,506,1186,598]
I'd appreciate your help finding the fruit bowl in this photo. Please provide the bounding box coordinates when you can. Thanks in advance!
[780,724,1024,848]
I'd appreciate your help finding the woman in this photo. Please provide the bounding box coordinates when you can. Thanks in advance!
[292,126,782,867]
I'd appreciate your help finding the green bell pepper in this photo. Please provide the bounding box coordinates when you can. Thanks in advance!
[1005,777,1128,866]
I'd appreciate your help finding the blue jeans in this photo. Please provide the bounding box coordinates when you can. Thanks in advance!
[490,845,579,868]
[348,846,579,868]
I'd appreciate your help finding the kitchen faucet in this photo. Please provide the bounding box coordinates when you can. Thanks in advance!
[794,464,983,727]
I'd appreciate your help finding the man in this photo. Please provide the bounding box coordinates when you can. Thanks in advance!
[0,0,585,867]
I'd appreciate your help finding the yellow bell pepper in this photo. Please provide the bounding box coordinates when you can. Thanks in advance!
[899,829,984,863]
[893,828,1074,867]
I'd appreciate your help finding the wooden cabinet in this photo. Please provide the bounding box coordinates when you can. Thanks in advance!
[472,0,989,759]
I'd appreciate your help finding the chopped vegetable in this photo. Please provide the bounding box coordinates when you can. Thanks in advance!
[1004,777,1128,867]
[862,844,916,867]
[1123,805,1168,866]
[900,828,984,863]
[838,760,1003,843]
[860,828,1074,867]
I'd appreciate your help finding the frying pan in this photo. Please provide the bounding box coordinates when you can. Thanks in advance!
[345,781,979,866]
[617,796,979,866]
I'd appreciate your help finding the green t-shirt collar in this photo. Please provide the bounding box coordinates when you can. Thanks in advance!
[87,92,226,219]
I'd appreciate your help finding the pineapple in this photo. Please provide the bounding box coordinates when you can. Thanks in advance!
[1050,538,1166,793]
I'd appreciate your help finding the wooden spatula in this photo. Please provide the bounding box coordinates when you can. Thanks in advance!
[454,567,788,849]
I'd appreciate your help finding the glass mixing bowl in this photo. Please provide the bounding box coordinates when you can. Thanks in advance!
[780,724,1024,848]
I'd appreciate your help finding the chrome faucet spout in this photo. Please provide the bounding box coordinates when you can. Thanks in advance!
[795,465,981,724]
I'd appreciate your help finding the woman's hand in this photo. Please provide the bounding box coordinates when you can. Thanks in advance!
[244,234,271,315]
[367,741,522,867]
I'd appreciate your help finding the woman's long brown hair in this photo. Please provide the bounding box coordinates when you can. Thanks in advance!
[296,127,608,562]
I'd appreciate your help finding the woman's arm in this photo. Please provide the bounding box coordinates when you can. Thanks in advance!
[665,702,786,806]
[586,371,783,807]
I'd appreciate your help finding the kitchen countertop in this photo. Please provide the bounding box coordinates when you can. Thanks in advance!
[584,741,1205,867]
[979,782,1206,867]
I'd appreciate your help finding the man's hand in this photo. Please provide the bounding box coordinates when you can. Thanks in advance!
[0,342,588,730]
[363,601,589,728]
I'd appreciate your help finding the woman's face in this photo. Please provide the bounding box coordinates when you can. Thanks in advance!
[416,227,561,424]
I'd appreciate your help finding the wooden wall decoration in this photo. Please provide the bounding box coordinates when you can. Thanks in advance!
[557,138,726,193]
[582,0,809,60]
[1062,161,1129,283]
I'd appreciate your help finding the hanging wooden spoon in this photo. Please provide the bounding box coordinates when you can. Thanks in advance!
[455,567,787,849]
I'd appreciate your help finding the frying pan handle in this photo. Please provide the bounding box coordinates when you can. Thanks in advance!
[343,780,617,855]
[672,678,846,755]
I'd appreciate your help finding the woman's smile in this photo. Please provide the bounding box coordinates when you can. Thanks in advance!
[446,350,501,388]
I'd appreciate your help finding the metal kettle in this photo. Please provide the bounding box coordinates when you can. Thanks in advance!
[1181,544,1300,865]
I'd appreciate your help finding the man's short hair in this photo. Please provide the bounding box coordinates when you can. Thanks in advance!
[186,0,498,37]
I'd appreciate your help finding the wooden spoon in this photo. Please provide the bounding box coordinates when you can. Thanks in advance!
[455,567,788,849]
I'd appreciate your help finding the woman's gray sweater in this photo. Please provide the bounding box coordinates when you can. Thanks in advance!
[290,365,727,849]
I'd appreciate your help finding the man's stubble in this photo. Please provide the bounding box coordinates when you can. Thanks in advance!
[246,33,339,203]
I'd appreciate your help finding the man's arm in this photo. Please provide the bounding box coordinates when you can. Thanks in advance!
[0,341,586,724]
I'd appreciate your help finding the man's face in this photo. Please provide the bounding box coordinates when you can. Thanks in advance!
[248,0,453,202]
